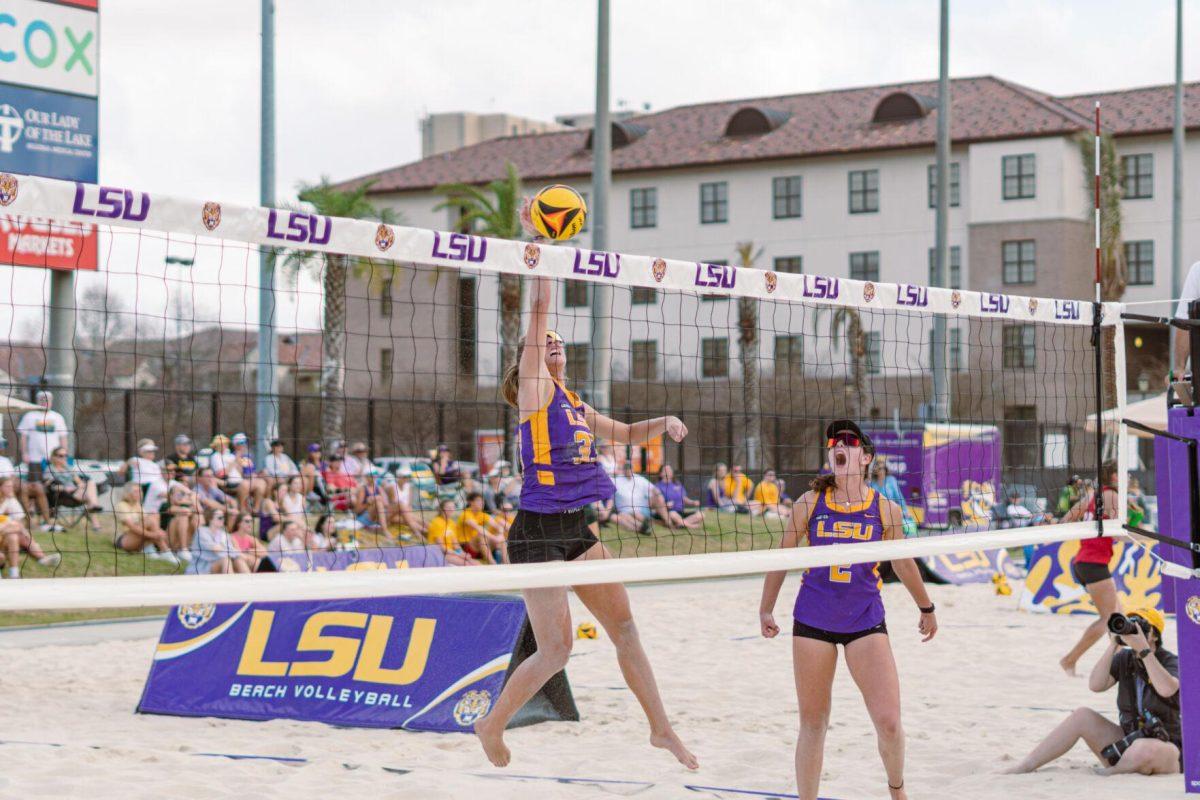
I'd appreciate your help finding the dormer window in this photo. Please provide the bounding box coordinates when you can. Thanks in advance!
[872,91,935,123]
[724,106,790,137]
[585,121,648,149]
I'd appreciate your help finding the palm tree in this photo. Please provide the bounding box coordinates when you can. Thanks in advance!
[1079,132,1127,409]
[284,177,400,445]
[735,242,764,471]
[435,162,525,455]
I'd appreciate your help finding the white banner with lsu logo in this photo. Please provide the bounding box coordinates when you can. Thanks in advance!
[138,594,574,732]
[0,171,1121,326]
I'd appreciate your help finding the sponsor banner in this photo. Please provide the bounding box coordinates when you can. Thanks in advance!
[0,0,99,97]
[0,83,96,180]
[0,211,95,268]
[475,428,505,477]
[138,594,527,731]
[0,172,1120,327]
[921,548,1021,584]
[1018,538,1164,615]
[263,544,444,574]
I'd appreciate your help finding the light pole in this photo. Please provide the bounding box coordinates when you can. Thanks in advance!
[588,0,612,415]
[164,255,195,432]
[256,0,279,465]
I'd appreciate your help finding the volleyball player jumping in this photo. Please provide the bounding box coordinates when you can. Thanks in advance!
[759,420,937,800]
[474,274,697,771]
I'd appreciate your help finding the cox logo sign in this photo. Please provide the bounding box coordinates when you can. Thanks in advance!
[0,2,98,97]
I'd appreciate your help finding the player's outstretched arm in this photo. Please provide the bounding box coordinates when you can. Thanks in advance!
[583,409,687,445]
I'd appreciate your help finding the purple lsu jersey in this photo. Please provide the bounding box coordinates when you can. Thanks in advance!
[519,380,614,513]
[793,488,885,633]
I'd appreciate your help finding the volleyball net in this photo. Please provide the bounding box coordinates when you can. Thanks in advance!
[0,173,1128,609]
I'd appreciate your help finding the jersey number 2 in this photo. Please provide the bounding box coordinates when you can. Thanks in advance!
[830,564,852,583]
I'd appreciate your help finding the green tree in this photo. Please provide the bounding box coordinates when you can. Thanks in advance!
[284,177,400,444]
[1079,132,1126,409]
[735,241,764,471]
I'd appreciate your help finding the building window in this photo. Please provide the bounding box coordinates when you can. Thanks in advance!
[1124,240,1154,286]
[774,335,803,373]
[848,169,879,213]
[1002,240,1036,285]
[457,276,476,375]
[631,340,657,380]
[701,260,729,301]
[865,331,882,374]
[630,187,657,229]
[929,327,962,372]
[1002,325,1036,369]
[1043,425,1070,469]
[700,181,728,224]
[927,246,961,289]
[380,348,393,387]
[1003,405,1039,469]
[1121,153,1153,199]
[773,256,802,274]
[701,337,729,377]
[772,176,802,219]
[632,287,657,304]
[926,162,960,208]
[566,342,589,384]
[849,251,880,282]
[1002,154,1036,200]
[564,279,589,308]
[380,278,393,317]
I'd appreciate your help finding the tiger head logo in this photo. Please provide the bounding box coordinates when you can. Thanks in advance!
[863,281,876,303]
[1028,297,1039,316]
[176,603,215,630]
[0,173,18,206]
[375,223,395,252]
[950,290,962,309]
[1187,596,1200,626]
[201,202,221,231]
[765,271,778,294]
[452,689,493,726]
[523,242,541,269]
[651,258,667,283]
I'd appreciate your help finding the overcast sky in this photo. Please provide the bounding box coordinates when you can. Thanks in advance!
[10,0,1200,341]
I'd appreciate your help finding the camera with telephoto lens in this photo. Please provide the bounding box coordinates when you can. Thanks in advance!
[1107,613,1152,645]
[1100,711,1171,766]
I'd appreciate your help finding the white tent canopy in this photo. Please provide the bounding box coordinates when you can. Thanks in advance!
[1086,394,1167,439]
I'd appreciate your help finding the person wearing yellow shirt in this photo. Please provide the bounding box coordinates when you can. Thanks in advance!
[750,469,792,518]
[427,498,479,566]
[723,465,753,513]
[457,492,505,564]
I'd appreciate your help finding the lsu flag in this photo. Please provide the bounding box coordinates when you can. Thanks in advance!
[1019,539,1165,615]
[138,595,556,732]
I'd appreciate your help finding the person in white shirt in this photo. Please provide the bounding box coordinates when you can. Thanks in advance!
[343,442,370,480]
[266,520,312,558]
[610,461,669,536]
[127,438,164,494]
[187,507,250,575]
[16,390,66,531]
[596,442,618,478]
[0,438,17,482]
[383,468,426,537]
[0,477,60,578]
[1174,260,1200,376]
[262,439,300,496]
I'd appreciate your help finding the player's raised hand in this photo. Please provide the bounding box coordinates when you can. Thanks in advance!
[665,416,688,442]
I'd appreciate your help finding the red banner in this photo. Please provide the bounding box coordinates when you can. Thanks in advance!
[0,215,97,270]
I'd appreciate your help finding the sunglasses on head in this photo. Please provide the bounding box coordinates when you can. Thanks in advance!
[545,331,564,344]
[826,431,862,449]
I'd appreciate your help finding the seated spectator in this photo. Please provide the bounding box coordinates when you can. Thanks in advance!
[277,475,309,527]
[482,465,506,513]
[724,465,753,513]
[44,447,103,530]
[382,467,426,537]
[0,438,17,481]
[426,498,479,566]
[261,439,300,494]
[654,464,705,530]
[266,519,311,557]
[1057,474,1084,517]
[457,491,505,564]
[113,483,175,564]
[431,444,462,486]
[0,476,61,578]
[194,467,234,513]
[208,434,242,497]
[344,442,371,480]
[227,511,267,569]
[311,514,342,551]
[596,442,618,478]
[355,473,387,532]
[187,507,251,574]
[1005,490,1055,526]
[127,437,163,498]
[612,461,668,536]
[322,454,361,512]
[750,469,792,519]
[496,461,522,508]
[300,442,329,505]
[231,433,268,512]
[17,390,66,533]
[1128,477,1146,528]
[868,459,914,532]
[145,465,197,563]
[165,434,199,486]
[705,463,736,512]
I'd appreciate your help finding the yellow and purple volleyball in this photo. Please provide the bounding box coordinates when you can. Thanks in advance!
[531,184,587,241]
[576,621,598,640]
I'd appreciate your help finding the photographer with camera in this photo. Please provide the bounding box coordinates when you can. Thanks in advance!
[1005,608,1180,776]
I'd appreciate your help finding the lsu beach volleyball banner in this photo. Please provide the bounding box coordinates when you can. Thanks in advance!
[139,595,545,732]
[260,544,444,573]
[921,548,1022,585]
[1018,538,1165,615]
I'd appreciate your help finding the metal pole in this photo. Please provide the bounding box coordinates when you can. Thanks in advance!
[588,0,613,414]
[255,0,279,465]
[1171,0,1185,372]
[46,270,76,446]
[930,0,950,423]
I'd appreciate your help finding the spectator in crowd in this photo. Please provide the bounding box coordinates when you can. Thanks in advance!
[230,433,267,512]
[112,483,176,564]
[596,442,618,478]
[750,469,792,519]
[457,491,505,564]
[382,467,426,537]
[706,463,736,512]
[127,438,164,496]
[868,459,914,533]
[228,511,267,569]
[1005,490,1055,527]
[354,472,387,532]
[262,439,300,494]
[322,454,361,512]
[267,519,311,557]
[496,460,522,507]
[277,475,308,527]
[208,434,241,496]
[0,476,61,578]
[145,464,196,563]
[1057,474,1084,517]
[431,444,462,486]
[612,461,668,536]
[311,514,340,552]
[654,464,705,530]
[44,447,103,530]
[187,507,251,575]
[1128,477,1146,528]
[426,498,479,566]
[165,434,199,485]
[724,464,753,514]
[194,467,234,514]
[0,438,17,481]
[300,442,328,505]
[18,390,68,532]
[344,442,371,479]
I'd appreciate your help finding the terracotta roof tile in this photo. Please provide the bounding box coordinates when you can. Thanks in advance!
[1058,82,1200,135]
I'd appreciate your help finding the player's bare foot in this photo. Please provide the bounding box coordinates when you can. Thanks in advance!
[650,729,699,770]
[474,716,510,767]
[1059,656,1077,676]
[887,782,908,800]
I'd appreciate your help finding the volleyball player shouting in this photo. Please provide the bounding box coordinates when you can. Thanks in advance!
[474,275,697,771]
[759,420,937,800]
